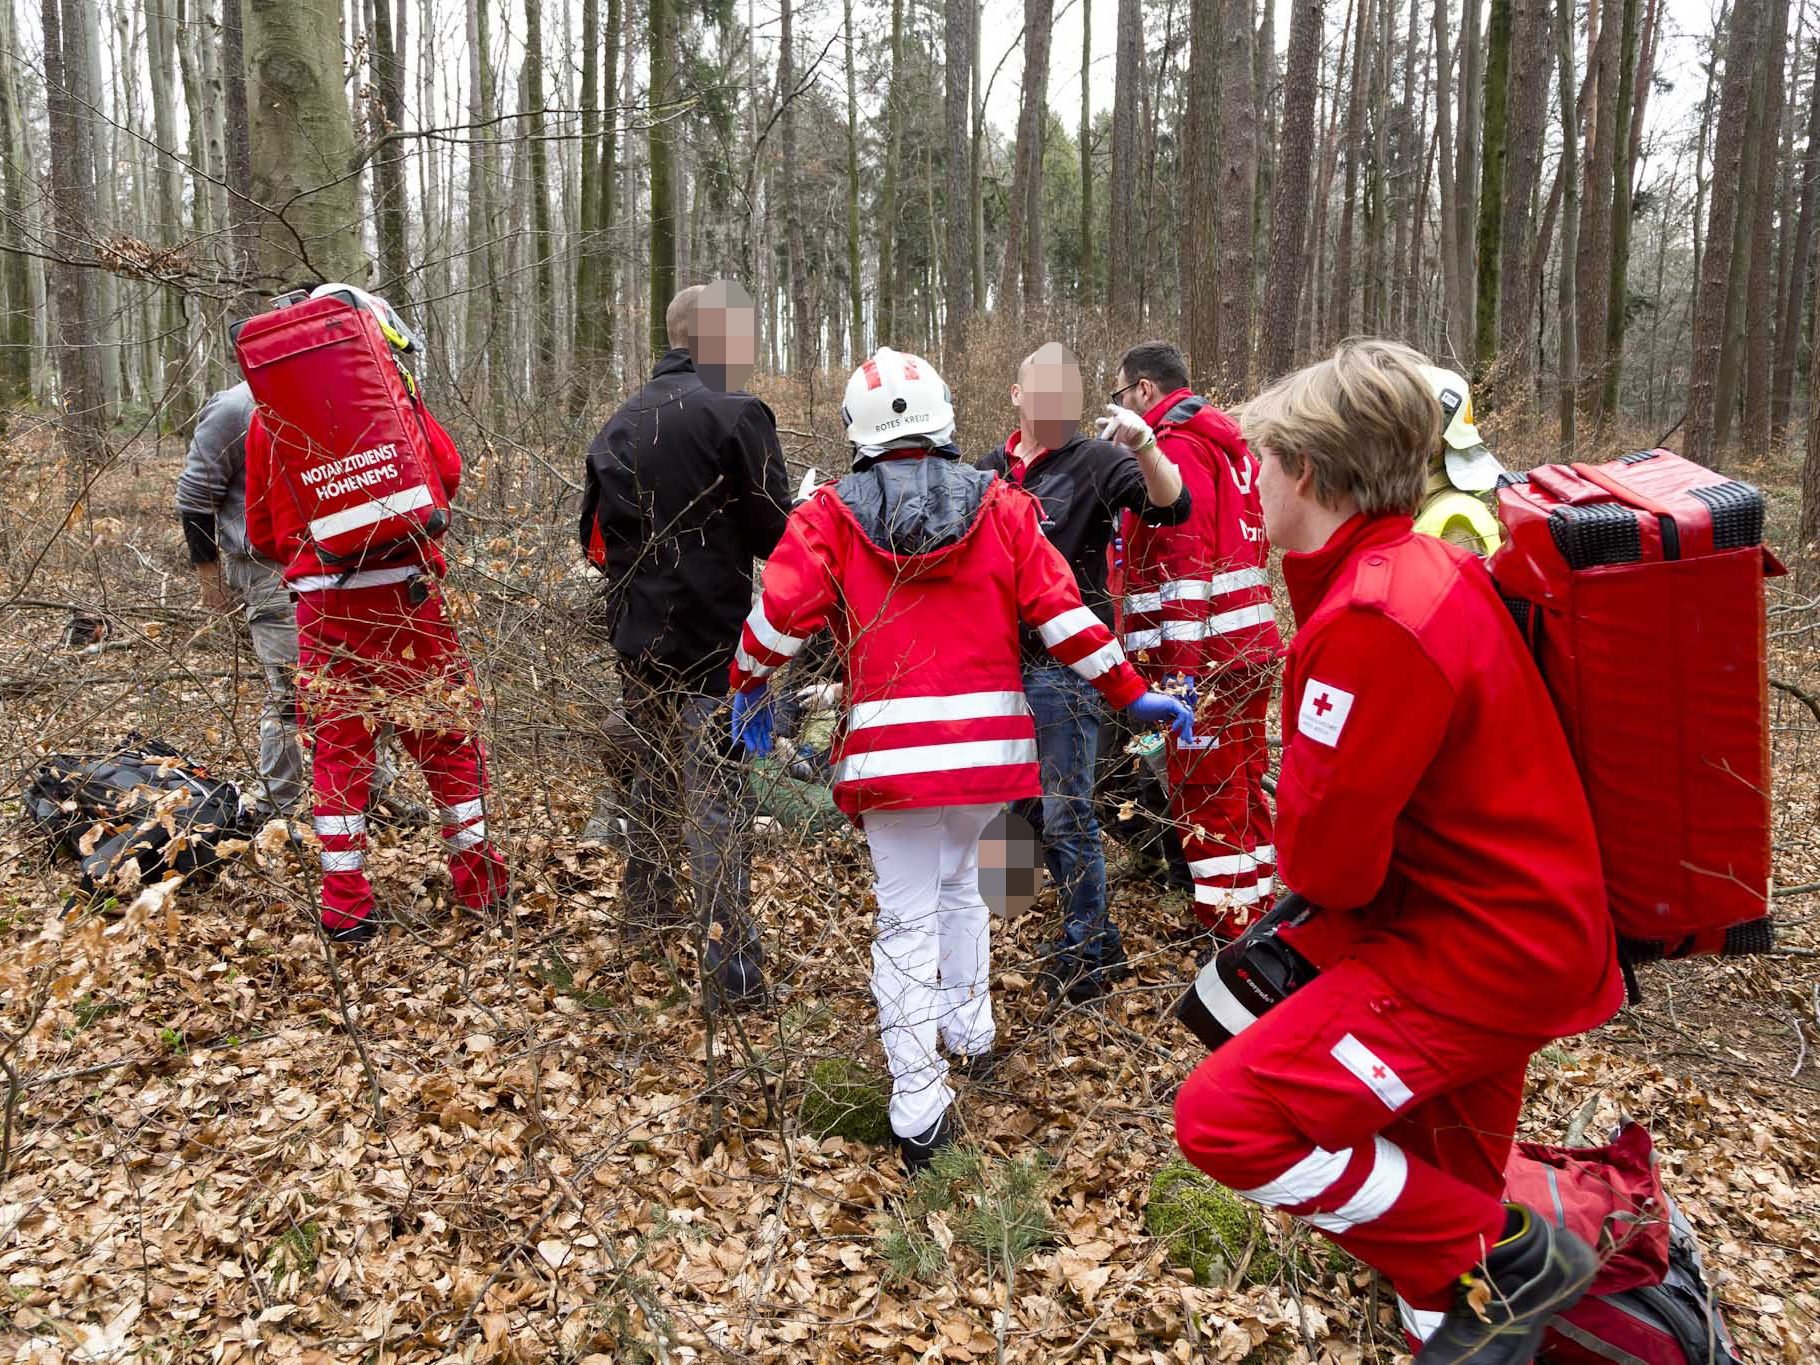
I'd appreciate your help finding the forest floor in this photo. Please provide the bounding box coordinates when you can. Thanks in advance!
[0,421,1814,1364]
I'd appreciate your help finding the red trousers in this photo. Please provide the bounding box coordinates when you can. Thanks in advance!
[1168,667,1275,936]
[1173,957,1544,1305]
[296,580,506,929]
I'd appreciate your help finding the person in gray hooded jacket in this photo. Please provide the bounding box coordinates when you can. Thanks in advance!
[176,382,304,818]
[176,383,403,819]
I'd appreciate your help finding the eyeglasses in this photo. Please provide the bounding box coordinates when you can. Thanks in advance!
[1108,380,1142,407]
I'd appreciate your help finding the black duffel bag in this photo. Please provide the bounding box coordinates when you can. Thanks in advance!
[24,737,243,895]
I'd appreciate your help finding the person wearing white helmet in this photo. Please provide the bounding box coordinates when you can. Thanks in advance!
[727,348,1194,1172]
[1415,367,1505,557]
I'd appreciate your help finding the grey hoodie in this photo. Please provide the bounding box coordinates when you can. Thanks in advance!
[174,382,257,562]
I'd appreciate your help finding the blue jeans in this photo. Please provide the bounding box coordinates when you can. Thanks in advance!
[1015,663,1120,964]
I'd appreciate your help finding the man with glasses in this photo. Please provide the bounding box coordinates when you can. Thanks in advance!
[976,343,1190,1002]
[1109,341,1280,940]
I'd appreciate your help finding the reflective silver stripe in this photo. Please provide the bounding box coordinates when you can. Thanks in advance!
[1252,843,1276,865]
[836,737,1037,784]
[314,813,367,837]
[1194,881,1266,907]
[1396,1298,1447,1344]
[1068,640,1126,681]
[733,643,778,680]
[1307,1138,1410,1233]
[1188,852,1253,878]
[847,690,1028,732]
[1121,627,1163,652]
[446,823,489,851]
[321,850,366,873]
[746,602,805,658]
[1123,569,1269,617]
[290,565,422,593]
[439,798,486,826]
[1189,958,1274,1045]
[1240,1145,1352,1207]
[308,484,434,541]
[1035,605,1101,648]
[1211,603,1275,635]
[1207,567,1269,596]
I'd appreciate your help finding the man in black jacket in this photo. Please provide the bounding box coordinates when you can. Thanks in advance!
[579,282,792,1004]
[978,343,1190,1003]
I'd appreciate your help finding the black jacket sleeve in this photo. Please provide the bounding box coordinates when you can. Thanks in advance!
[735,399,792,560]
[1102,445,1192,526]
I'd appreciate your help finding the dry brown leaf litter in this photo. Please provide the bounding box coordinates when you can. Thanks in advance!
[0,430,1812,1364]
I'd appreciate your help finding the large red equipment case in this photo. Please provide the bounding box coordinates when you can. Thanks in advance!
[1490,449,1780,961]
[232,291,449,567]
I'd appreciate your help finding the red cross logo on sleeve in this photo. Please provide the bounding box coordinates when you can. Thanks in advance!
[1312,692,1335,717]
[1371,1065,1387,1079]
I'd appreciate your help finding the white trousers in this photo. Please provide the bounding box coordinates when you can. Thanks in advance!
[862,803,999,1139]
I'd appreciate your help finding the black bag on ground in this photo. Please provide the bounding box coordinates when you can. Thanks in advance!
[24,738,243,895]
[1175,893,1319,1051]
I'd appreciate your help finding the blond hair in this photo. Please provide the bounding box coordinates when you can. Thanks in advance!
[1239,339,1442,517]
[665,284,706,348]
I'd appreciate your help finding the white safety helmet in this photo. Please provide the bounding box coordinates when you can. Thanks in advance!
[1420,364,1504,493]
[842,348,956,452]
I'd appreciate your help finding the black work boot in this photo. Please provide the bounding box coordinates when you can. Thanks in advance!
[326,916,379,945]
[898,1109,954,1176]
[702,918,766,1009]
[1417,1204,1599,1363]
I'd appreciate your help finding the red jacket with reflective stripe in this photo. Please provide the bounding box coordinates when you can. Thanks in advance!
[1120,390,1279,677]
[729,463,1147,820]
[244,404,463,582]
[1273,514,1623,1037]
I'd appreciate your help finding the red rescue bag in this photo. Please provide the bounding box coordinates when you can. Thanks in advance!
[231,291,449,567]
[1505,1123,1742,1364]
[1490,450,1782,962]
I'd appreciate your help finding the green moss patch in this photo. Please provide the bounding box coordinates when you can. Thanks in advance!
[800,1057,893,1145]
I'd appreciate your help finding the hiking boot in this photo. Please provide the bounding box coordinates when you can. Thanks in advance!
[703,920,766,1009]
[1417,1204,1599,1364]
[326,916,378,945]
[1038,938,1129,1004]
[951,1049,1000,1081]
[898,1109,955,1176]
[577,795,631,849]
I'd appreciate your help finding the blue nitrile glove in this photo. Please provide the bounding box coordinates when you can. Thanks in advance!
[1163,670,1199,711]
[730,686,775,756]
[1126,690,1196,745]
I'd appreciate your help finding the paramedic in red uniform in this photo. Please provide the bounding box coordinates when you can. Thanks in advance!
[1109,341,1279,936]
[245,285,508,943]
[1172,339,1624,1363]
[727,349,1193,1171]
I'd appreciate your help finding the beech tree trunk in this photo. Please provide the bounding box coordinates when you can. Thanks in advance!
[1688,0,1764,468]
[648,0,675,360]
[1772,35,1820,434]
[944,0,976,334]
[1213,0,1256,394]
[1741,0,1791,451]
[997,0,1054,315]
[42,0,108,464]
[1259,0,1323,378]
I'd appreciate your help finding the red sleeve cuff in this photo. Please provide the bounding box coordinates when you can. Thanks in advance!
[1098,663,1148,710]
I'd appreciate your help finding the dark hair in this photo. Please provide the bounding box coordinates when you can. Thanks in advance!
[1117,340,1189,392]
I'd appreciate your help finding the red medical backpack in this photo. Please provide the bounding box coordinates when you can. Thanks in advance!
[1504,1123,1742,1365]
[232,291,450,567]
[1490,450,1782,962]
